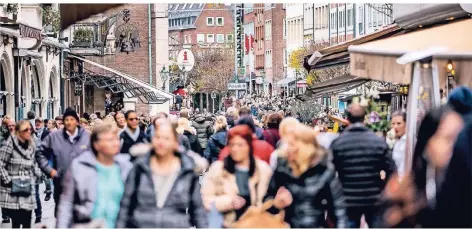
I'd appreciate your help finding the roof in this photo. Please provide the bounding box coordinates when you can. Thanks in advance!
[67,53,173,104]
[304,24,404,71]
[307,74,370,98]
[60,4,122,30]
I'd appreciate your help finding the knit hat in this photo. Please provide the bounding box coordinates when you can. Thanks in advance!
[63,108,80,122]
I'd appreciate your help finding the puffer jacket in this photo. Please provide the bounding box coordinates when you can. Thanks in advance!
[264,155,348,228]
[56,151,132,228]
[192,115,213,149]
[203,130,227,163]
[115,148,208,228]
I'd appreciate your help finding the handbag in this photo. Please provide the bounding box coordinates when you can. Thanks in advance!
[230,199,290,228]
[11,177,32,196]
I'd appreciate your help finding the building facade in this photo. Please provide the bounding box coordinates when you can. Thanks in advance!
[64,4,172,116]
[286,3,304,80]
[0,3,65,120]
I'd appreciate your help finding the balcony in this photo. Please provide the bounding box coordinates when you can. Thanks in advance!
[69,23,103,55]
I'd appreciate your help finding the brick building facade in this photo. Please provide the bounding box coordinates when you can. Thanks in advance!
[65,4,169,116]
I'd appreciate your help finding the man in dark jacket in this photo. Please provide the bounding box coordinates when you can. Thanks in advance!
[192,114,212,153]
[330,104,396,228]
[36,108,91,216]
[239,106,264,140]
[120,110,147,160]
[33,117,51,223]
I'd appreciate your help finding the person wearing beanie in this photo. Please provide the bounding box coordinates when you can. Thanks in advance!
[36,107,91,216]
[448,86,472,123]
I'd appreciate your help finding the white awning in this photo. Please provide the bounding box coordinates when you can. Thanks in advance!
[275,77,296,87]
[69,54,173,100]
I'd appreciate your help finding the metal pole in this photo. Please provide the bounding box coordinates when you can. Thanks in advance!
[212,97,215,113]
[234,4,238,99]
[404,61,421,175]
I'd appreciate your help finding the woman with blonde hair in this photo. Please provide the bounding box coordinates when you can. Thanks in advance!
[0,120,42,228]
[264,124,347,228]
[177,117,202,155]
[269,117,299,169]
[204,116,228,163]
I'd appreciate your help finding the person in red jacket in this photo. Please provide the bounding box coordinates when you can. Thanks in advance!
[218,116,274,164]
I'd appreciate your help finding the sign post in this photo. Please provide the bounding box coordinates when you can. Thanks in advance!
[234,4,244,98]
[211,92,216,113]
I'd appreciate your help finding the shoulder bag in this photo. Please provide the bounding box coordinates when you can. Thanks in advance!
[10,139,33,196]
[230,199,289,228]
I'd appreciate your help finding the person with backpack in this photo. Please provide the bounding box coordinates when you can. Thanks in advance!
[115,120,207,228]
[262,113,281,148]
[204,116,228,163]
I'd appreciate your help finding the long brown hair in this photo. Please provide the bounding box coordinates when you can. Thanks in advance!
[224,125,256,177]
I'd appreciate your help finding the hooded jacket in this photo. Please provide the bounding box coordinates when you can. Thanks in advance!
[192,115,213,149]
[203,129,228,163]
[56,151,133,228]
[115,149,208,228]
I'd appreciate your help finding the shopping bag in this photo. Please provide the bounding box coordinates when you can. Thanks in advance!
[208,202,224,228]
[230,199,290,228]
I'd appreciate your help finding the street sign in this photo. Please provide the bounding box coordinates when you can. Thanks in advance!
[228,83,247,90]
[211,92,217,99]
[235,4,244,68]
[177,49,195,72]
[255,76,263,85]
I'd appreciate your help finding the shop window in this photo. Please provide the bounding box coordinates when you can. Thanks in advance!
[206,17,214,26]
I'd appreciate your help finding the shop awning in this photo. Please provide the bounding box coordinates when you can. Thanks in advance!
[275,77,296,87]
[349,18,472,84]
[304,24,403,71]
[307,74,370,98]
[68,54,173,104]
[296,80,307,88]
[60,4,122,30]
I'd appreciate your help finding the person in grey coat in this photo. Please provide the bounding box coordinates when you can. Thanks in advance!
[57,123,132,228]
[192,114,212,153]
[35,108,91,216]
[115,121,208,228]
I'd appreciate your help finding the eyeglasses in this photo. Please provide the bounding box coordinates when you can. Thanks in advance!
[20,128,31,133]
[128,118,138,121]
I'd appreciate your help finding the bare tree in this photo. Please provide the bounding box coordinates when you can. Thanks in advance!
[188,48,234,93]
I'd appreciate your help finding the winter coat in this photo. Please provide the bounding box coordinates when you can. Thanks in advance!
[225,115,235,129]
[183,130,203,156]
[0,136,42,210]
[330,123,396,208]
[201,159,272,227]
[0,125,10,143]
[218,139,274,164]
[115,149,208,228]
[264,156,348,228]
[56,151,133,228]
[120,128,147,159]
[262,128,280,148]
[192,115,213,149]
[203,130,227,163]
[36,127,91,181]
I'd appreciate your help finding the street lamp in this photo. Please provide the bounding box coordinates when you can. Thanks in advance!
[160,66,169,90]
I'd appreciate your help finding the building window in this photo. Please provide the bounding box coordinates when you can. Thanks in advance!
[338,11,342,28]
[207,34,215,43]
[216,17,224,26]
[245,3,254,14]
[188,35,192,44]
[265,3,272,11]
[197,34,205,43]
[226,34,234,43]
[347,9,352,27]
[283,18,286,39]
[184,35,188,44]
[258,40,262,49]
[265,50,272,67]
[265,20,272,40]
[206,17,214,26]
[217,34,225,43]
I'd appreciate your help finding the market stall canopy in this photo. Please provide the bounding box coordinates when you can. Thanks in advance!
[307,74,370,98]
[349,18,472,85]
[304,24,403,71]
[173,88,187,96]
[275,77,296,87]
[60,4,122,30]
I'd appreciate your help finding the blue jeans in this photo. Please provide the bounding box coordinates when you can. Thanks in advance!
[346,206,382,228]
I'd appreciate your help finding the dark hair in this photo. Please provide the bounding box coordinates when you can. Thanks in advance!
[55,116,63,121]
[27,111,35,120]
[83,113,90,121]
[267,113,282,129]
[239,106,251,116]
[392,110,407,122]
[224,125,256,177]
[347,104,366,124]
[114,111,124,121]
[43,119,49,125]
[124,110,136,119]
[95,112,101,119]
[236,116,256,133]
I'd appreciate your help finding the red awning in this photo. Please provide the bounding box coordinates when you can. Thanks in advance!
[172,88,187,96]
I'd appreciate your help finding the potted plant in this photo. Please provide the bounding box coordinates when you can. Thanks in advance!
[73,28,93,47]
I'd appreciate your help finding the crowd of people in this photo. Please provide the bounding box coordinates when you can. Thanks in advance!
[0,86,469,228]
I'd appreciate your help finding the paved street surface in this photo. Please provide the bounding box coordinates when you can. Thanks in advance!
[0,182,55,228]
